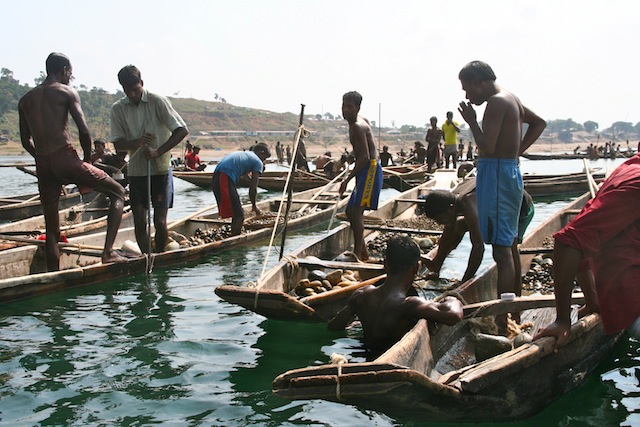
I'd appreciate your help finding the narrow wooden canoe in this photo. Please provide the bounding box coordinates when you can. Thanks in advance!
[273,193,622,421]
[0,187,95,222]
[0,181,352,303]
[214,170,460,321]
[523,171,605,196]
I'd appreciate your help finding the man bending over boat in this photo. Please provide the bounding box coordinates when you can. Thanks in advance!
[420,178,534,292]
[328,235,463,355]
[535,153,640,347]
[339,91,384,261]
[18,52,126,271]
[212,143,271,236]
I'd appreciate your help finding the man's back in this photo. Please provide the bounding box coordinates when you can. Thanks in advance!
[19,83,75,155]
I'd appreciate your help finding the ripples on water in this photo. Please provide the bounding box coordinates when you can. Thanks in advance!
[0,156,639,426]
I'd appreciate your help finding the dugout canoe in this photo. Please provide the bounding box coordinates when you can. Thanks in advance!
[523,171,605,196]
[383,164,432,192]
[0,186,95,222]
[214,169,460,321]
[0,181,352,303]
[273,192,622,422]
[173,169,330,192]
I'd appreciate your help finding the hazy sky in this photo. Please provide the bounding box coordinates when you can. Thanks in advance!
[4,0,639,130]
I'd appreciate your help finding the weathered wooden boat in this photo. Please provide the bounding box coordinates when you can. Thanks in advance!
[521,152,587,160]
[0,181,351,303]
[214,170,459,321]
[383,164,432,192]
[272,193,622,421]
[523,171,605,196]
[173,169,330,191]
[0,187,94,222]
[0,198,134,242]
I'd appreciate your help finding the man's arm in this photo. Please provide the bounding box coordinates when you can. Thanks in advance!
[18,102,36,157]
[327,303,356,331]
[339,122,370,195]
[460,197,484,282]
[459,99,505,157]
[145,126,189,159]
[422,223,459,275]
[249,171,261,214]
[519,106,546,154]
[67,87,92,162]
[406,295,463,326]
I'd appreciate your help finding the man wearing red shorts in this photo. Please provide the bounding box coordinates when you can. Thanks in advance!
[536,154,640,345]
[19,52,126,271]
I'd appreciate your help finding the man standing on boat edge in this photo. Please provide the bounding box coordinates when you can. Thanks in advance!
[18,52,126,271]
[111,65,188,254]
[535,153,640,346]
[457,60,546,332]
[339,91,384,261]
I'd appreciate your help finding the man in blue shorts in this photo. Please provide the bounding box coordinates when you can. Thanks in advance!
[212,143,271,235]
[339,91,383,261]
[111,65,189,254]
[457,61,546,332]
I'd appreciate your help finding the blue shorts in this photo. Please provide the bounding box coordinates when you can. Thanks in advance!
[476,158,522,246]
[348,159,383,210]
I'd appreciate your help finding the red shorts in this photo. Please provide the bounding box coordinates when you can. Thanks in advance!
[212,171,243,219]
[35,144,109,205]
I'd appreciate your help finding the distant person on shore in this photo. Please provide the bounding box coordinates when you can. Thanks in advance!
[466,141,474,160]
[212,143,271,236]
[285,145,292,164]
[442,111,461,169]
[420,179,534,291]
[18,52,126,270]
[425,116,443,172]
[295,139,311,172]
[339,91,384,261]
[412,141,427,164]
[185,145,206,171]
[379,145,394,167]
[275,141,284,164]
[328,235,464,355]
[111,64,189,254]
[535,153,640,346]
[457,60,546,332]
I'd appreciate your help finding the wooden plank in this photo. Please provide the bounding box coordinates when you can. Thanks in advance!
[463,293,585,318]
[295,257,385,272]
[518,247,553,254]
[290,199,337,205]
[363,225,443,235]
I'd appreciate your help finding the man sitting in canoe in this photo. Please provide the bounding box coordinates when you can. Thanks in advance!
[18,52,127,270]
[212,143,271,236]
[328,235,463,355]
[419,178,534,318]
[535,153,640,346]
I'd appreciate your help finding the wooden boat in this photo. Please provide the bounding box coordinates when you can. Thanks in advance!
[0,181,351,303]
[523,171,605,196]
[173,169,330,191]
[383,164,432,192]
[0,198,134,242]
[0,187,93,222]
[272,193,622,422]
[521,152,587,160]
[214,170,459,321]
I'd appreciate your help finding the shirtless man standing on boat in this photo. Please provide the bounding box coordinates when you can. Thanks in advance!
[457,60,546,332]
[328,235,463,354]
[18,52,126,271]
[338,91,384,261]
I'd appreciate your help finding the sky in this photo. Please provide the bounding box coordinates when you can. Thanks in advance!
[3,0,639,130]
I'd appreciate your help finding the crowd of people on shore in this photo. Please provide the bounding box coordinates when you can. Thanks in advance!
[18,52,640,356]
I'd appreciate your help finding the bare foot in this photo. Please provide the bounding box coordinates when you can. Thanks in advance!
[101,250,130,264]
[577,304,599,318]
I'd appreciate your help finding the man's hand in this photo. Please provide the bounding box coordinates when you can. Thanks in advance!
[458,101,477,125]
[533,319,571,348]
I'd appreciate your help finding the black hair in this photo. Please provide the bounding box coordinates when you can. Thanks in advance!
[251,142,271,158]
[343,91,363,108]
[420,190,457,218]
[385,235,420,274]
[45,52,70,75]
[117,65,142,88]
[458,60,497,83]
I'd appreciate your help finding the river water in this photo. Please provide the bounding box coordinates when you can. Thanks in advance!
[0,156,638,426]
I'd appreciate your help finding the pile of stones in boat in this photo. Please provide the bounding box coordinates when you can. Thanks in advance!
[368,216,443,258]
[294,269,360,297]
[522,236,555,295]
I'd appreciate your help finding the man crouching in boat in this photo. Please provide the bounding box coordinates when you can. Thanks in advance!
[18,52,126,271]
[328,235,463,355]
[535,153,640,347]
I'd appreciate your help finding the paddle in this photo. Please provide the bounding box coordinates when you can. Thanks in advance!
[582,159,598,198]
[462,293,585,319]
[146,157,153,274]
